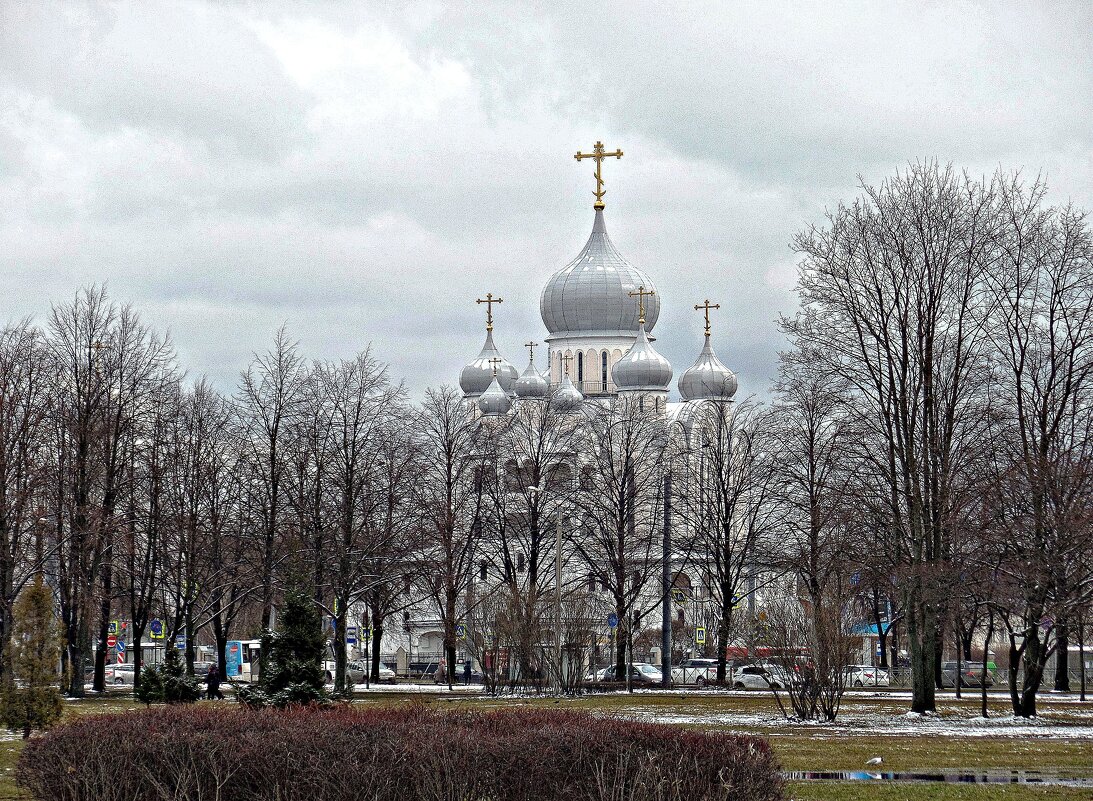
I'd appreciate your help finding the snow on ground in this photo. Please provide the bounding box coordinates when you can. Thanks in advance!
[618,706,1093,739]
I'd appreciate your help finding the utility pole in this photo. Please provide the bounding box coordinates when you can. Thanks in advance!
[662,471,672,688]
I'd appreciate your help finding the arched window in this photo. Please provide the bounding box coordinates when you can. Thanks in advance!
[577,352,584,387]
[601,351,608,391]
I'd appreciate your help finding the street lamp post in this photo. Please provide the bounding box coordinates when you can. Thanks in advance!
[555,511,563,693]
[661,471,671,688]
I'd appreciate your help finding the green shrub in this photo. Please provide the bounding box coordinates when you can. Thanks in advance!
[134,647,201,706]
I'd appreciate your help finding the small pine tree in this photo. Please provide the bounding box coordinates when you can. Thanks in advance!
[134,647,201,706]
[0,577,64,739]
[238,584,329,708]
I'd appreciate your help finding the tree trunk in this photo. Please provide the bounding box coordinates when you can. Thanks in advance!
[1054,620,1070,692]
[906,587,937,714]
[370,619,384,683]
[333,606,348,693]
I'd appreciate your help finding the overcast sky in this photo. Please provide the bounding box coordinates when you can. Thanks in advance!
[2,1,1091,398]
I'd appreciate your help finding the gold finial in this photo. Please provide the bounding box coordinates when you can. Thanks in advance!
[524,341,538,361]
[476,293,503,331]
[574,140,623,210]
[488,357,502,377]
[561,353,573,378]
[694,299,721,337]
[91,340,109,357]
[628,285,655,326]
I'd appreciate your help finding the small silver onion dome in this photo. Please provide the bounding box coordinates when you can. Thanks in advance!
[678,335,738,401]
[612,322,672,391]
[460,330,518,396]
[551,374,584,412]
[540,209,660,338]
[478,377,512,416]
[514,355,549,399]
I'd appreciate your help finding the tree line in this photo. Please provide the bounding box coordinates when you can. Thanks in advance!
[0,163,1089,720]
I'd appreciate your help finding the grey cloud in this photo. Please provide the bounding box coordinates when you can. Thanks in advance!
[1,1,1090,400]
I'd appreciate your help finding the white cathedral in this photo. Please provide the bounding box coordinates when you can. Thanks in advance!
[457,142,738,420]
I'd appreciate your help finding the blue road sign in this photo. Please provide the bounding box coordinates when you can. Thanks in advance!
[175,634,186,650]
[346,626,357,645]
[116,640,126,653]
[607,613,619,629]
[455,623,467,639]
[149,618,164,639]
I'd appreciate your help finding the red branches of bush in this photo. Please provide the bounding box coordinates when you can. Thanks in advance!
[17,705,784,801]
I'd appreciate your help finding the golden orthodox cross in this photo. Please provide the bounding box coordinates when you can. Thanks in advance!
[525,341,538,361]
[488,357,503,377]
[694,299,721,337]
[476,293,503,331]
[561,353,573,378]
[628,286,655,325]
[574,140,623,210]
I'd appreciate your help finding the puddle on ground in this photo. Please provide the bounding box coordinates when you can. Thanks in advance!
[784,771,1093,787]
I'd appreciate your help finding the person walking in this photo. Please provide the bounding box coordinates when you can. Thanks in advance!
[206,663,224,700]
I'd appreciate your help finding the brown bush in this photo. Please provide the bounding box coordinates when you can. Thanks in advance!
[17,704,783,801]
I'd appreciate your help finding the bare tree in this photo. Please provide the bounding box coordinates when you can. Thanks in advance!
[572,398,666,680]
[48,287,176,695]
[0,321,53,676]
[235,327,307,675]
[982,182,1093,715]
[785,163,1000,713]
[417,386,486,690]
[675,398,779,685]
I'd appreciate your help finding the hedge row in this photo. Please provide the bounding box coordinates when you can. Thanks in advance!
[17,705,783,801]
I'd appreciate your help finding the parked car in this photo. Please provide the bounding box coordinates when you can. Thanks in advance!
[672,658,719,687]
[941,661,994,688]
[192,661,214,680]
[323,660,397,684]
[584,663,664,684]
[105,664,135,685]
[729,662,795,690]
[844,664,891,687]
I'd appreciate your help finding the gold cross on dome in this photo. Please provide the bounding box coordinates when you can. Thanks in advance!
[694,299,721,337]
[628,286,655,326]
[574,140,623,210]
[488,357,503,377]
[525,341,538,361]
[476,293,503,331]
[561,353,573,377]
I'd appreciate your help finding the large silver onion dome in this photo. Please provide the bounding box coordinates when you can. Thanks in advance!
[540,209,660,338]
[612,323,672,391]
[460,330,518,396]
[678,335,738,401]
[514,355,549,399]
[478,377,512,416]
[550,374,584,411]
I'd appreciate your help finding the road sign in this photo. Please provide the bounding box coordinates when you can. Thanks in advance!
[346,626,358,645]
[175,634,186,650]
[117,651,125,665]
[116,639,126,653]
[695,627,706,645]
[455,623,467,640]
[149,619,164,639]
[607,613,619,629]
[108,620,118,635]
[730,595,742,609]
[671,588,687,604]
[106,634,117,648]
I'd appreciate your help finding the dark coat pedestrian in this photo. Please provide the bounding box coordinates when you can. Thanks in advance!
[206,664,224,700]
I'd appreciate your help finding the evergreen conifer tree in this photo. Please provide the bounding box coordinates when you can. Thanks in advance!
[134,646,201,706]
[0,577,64,738]
[238,583,329,707]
